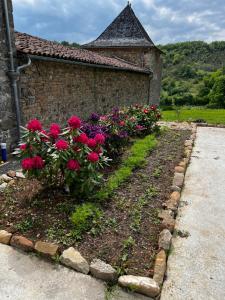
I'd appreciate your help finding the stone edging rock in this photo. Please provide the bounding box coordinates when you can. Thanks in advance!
[0,124,197,299]
[0,170,25,192]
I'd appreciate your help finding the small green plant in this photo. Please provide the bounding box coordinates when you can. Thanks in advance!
[172,98,182,121]
[117,236,136,276]
[130,196,147,232]
[153,166,162,178]
[15,217,34,233]
[71,203,103,240]
[146,186,159,198]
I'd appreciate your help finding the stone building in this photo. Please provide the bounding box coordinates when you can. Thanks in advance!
[0,1,162,149]
[83,3,163,104]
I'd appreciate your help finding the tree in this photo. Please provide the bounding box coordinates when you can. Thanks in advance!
[209,75,225,108]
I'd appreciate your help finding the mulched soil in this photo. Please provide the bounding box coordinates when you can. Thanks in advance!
[0,129,190,276]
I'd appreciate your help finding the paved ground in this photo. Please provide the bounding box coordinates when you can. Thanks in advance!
[161,127,225,300]
[0,244,150,300]
[0,159,20,175]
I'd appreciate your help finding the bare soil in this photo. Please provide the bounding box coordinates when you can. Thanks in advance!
[0,129,190,276]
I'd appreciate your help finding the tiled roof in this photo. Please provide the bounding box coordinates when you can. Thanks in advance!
[15,31,151,74]
[83,4,157,48]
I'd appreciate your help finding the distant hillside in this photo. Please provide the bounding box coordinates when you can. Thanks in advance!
[158,41,225,108]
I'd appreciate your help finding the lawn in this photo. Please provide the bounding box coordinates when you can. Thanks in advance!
[162,108,225,124]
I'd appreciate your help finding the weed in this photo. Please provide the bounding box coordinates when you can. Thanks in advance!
[123,236,135,249]
[149,208,161,225]
[115,196,129,210]
[117,236,136,276]
[130,196,147,232]
[153,166,162,178]
[138,173,149,181]
[15,217,34,233]
[105,284,118,300]
[146,186,159,198]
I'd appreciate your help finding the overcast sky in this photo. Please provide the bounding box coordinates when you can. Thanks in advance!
[12,0,225,45]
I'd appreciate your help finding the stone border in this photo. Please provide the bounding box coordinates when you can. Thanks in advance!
[152,123,197,294]
[0,124,197,298]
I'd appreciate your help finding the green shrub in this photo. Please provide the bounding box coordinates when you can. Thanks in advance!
[71,203,103,239]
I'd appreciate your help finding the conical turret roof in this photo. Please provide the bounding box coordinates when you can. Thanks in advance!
[83,3,156,48]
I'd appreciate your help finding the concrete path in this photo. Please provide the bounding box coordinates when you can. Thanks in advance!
[161,127,225,300]
[0,244,150,300]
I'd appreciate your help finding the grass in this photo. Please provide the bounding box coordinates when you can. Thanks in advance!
[96,134,157,201]
[162,108,225,124]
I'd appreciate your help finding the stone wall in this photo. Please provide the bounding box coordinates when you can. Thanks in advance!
[87,47,162,105]
[89,48,146,68]
[0,0,17,148]
[144,48,162,104]
[18,59,150,126]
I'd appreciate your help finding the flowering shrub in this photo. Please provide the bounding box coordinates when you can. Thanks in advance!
[83,104,161,157]
[18,116,109,197]
[18,104,160,196]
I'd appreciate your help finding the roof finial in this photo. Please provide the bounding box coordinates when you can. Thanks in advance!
[127,1,131,7]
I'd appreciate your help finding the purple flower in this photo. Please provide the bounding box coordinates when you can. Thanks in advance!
[89,112,100,122]
[112,107,119,114]
[82,122,108,138]
[118,131,128,139]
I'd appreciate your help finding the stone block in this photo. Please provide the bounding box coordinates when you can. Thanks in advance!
[34,241,59,256]
[0,230,12,244]
[153,250,167,285]
[10,235,34,251]
[158,229,172,250]
[118,275,160,297]
[90,259,117,281]
[60,247,89,274]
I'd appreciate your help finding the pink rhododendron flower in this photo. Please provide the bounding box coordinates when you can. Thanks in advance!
[50,123,60,133]
[67,159,80,171]
[87,152,99,162]
[119,121,125,127]
[20,144,27,151]
[49,123,60,139]
[32,156,45,169]
[100,116,108,121]
[95,133,105,145]
[150,105,157,111]
[74,133,88,144]
[68,116,81,129]
[21,158,33,170]
[55,139,69,151]
[136,125,145,131]
[87,138,97,148]
[27,119,42,132]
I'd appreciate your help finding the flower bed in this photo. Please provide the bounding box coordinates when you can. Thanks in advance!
[18,104,161,198]
[2,105,199,298]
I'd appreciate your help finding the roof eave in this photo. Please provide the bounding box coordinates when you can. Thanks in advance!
[17,51,152,75]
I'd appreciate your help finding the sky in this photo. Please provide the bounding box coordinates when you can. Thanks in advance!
[12,0,225,45]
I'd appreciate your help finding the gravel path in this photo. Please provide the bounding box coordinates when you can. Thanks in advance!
[161,127,225,300]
